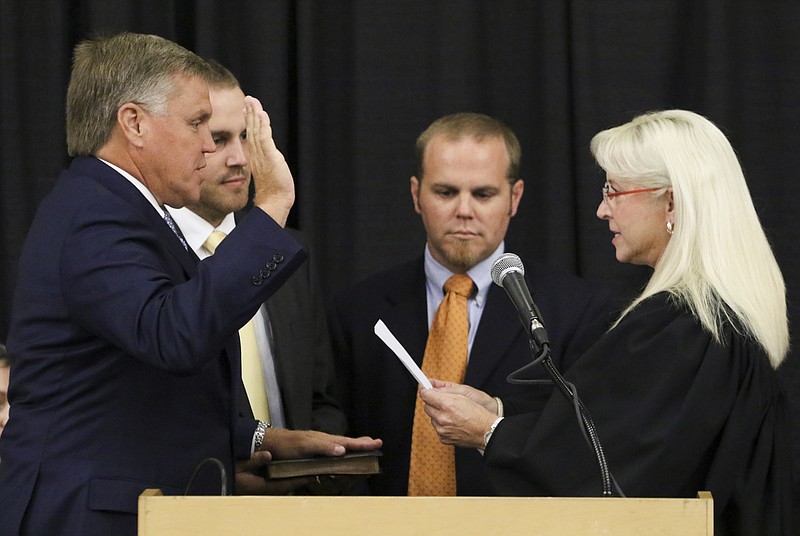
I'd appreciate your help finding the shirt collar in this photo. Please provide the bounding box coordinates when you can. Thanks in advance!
[167,207,236,256]
[423,242,504,307]
[96,157,164,217]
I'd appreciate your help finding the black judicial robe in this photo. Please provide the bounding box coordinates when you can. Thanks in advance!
[484,292,793,536]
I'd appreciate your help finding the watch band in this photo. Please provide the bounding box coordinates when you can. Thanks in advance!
[493,396,504,417]
[252,420,271,453]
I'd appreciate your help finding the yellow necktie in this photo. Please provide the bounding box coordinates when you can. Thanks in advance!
[407,274,475,496]
[203,230,271,423]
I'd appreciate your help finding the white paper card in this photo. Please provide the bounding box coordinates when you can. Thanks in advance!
[373,319,432,389]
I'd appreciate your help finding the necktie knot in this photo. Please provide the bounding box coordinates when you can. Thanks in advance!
[203,230,228,255]
[444,274,475,298]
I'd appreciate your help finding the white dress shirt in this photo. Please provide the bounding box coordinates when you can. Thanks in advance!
[168,207,286,428]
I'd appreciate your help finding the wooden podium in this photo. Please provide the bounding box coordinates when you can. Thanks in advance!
[139,489,713,535]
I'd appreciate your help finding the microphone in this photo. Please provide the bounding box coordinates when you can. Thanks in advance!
[490,253,549,350]
[491,252,619,497]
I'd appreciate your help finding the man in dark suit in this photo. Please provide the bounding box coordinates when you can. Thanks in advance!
[327,112,616,496]
[169,60,347,492]
[0,33,378,535]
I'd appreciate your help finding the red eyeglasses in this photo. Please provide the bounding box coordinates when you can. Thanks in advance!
[602,182,662,203]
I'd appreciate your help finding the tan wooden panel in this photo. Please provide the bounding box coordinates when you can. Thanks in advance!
[139,490,713,536]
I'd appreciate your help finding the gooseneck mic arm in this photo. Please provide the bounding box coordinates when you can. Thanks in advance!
[490,253,620,498]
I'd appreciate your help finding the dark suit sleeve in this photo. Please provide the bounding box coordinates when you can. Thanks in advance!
[61,206,305,374]
[234,420,259,459]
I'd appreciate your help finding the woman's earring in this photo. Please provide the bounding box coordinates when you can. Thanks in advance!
[666,221,674,235]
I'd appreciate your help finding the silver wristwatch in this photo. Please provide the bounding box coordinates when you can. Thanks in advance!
[253,420,271,451]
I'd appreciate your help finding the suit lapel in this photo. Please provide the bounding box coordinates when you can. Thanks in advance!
[465,284,526,387]
[379,260,429,370]
[73,157,200,276]
[377,259,527,385]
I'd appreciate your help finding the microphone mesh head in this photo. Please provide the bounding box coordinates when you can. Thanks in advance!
[490,253,524,286]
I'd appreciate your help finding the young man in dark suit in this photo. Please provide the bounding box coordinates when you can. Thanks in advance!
[328,113,616,496]
[169,60,348,493]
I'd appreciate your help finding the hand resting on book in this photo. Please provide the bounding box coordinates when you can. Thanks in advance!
[234,428,382,495]
[260,428,382,459]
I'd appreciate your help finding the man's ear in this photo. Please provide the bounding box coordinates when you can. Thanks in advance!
[117,103,147,148]
[509,179,524,217]
[410,176,422,214]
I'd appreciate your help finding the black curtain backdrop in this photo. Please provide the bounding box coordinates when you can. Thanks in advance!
[2,0,799,502]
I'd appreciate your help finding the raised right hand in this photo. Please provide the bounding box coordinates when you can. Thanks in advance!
[244,95,294,227]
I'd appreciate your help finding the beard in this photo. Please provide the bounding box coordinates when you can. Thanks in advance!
[192,168,250,223]
[439,238,486,273]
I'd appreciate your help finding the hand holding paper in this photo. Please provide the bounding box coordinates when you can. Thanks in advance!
[374,319,432,389]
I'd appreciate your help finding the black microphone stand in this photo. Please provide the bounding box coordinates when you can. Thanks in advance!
[529,336,613,497]
[511,323,618,498]
[491,253,619,497]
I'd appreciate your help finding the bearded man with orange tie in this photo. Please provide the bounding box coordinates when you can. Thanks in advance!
[328,113,618,496]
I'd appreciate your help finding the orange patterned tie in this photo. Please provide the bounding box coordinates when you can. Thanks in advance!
[407,274,475,496]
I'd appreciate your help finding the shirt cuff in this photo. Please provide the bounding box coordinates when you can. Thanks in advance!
[478,416,504,456]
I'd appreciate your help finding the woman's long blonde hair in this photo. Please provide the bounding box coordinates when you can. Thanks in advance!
[591,110,788,368]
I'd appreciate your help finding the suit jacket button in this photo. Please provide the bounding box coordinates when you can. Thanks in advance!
[272,253,284,263]
[251,275,263,286]
[266,261,277,271]
[259,268,271,278]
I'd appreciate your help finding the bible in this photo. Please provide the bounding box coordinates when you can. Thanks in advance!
[265,450,382,479]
